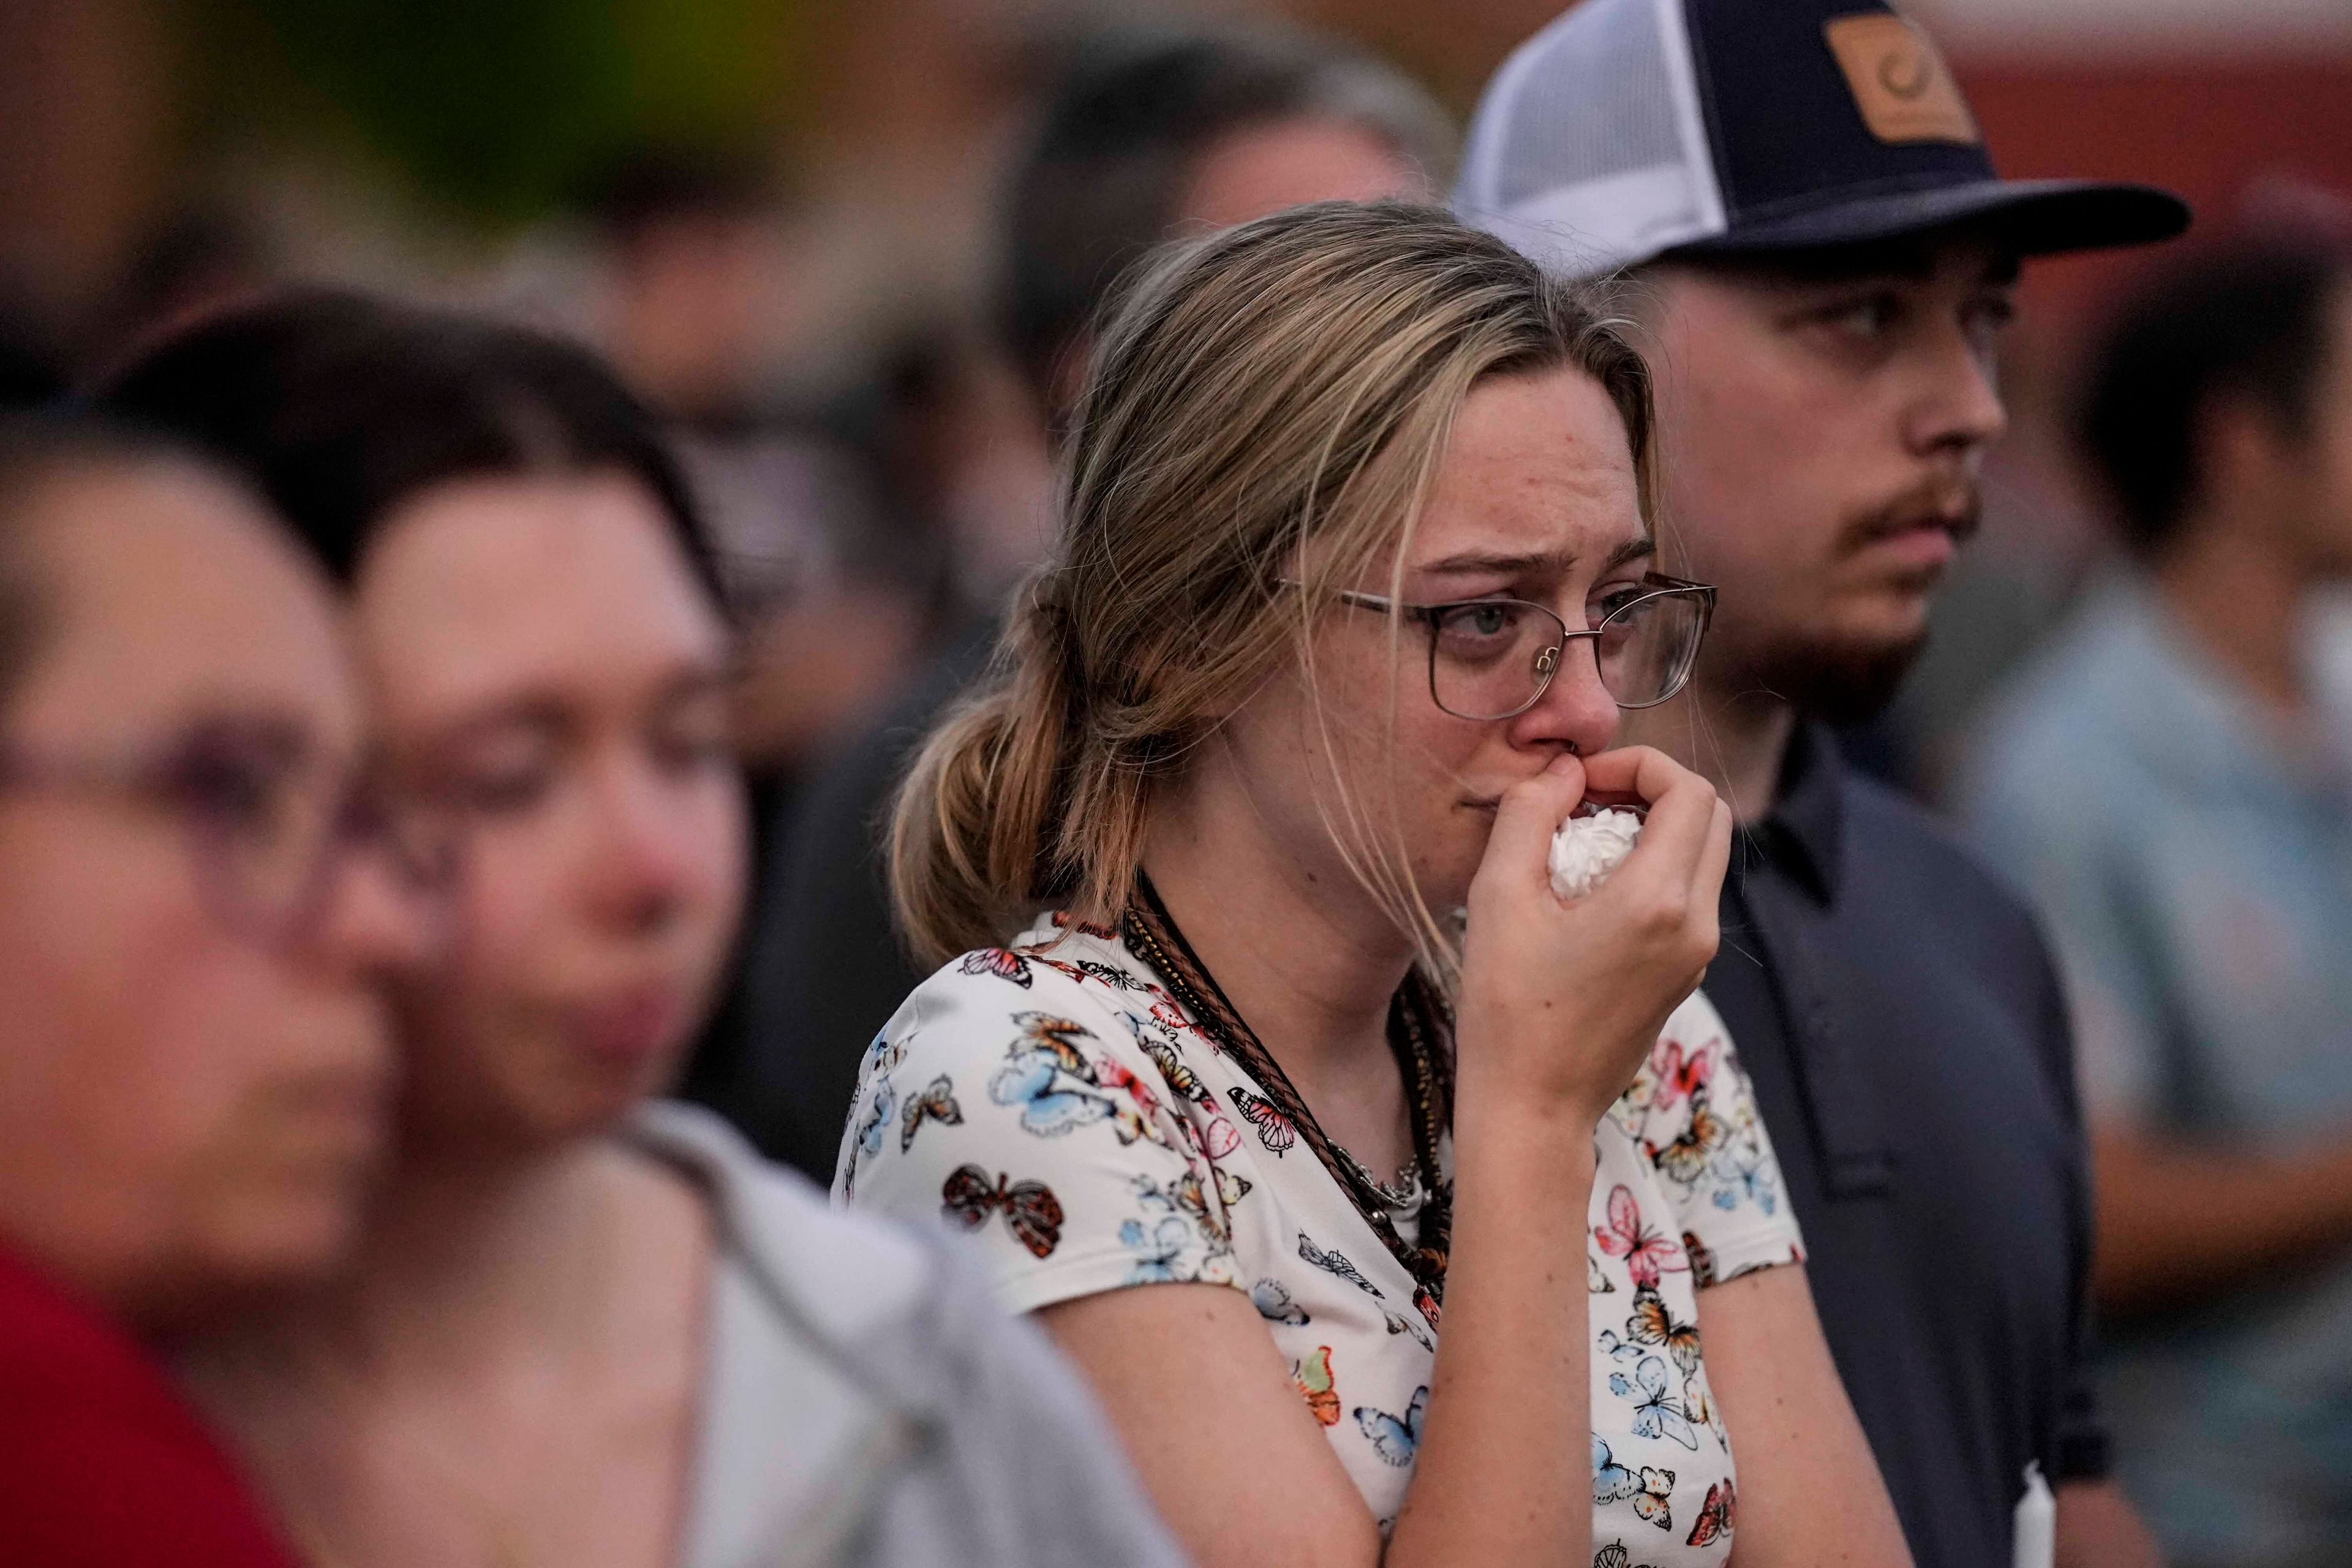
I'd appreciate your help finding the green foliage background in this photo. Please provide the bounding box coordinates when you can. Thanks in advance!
[189,0,813,225]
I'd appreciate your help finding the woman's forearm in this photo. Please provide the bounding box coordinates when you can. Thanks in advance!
[1385,1095,1598,1567]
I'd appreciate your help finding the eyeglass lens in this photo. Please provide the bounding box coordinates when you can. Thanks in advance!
[170,736,341,933]
[1427,591,1707,720]
[1595,591,1707,711]
[172,736,456,938]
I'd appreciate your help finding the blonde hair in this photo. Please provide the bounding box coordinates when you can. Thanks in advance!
[891,200,1654,972]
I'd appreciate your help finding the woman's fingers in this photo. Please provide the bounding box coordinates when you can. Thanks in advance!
[1481,750,1588,891]
[1573,745,1683,804]
[1582,748,1719,890]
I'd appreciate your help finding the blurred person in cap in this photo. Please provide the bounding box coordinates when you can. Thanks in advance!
[0,415,434,1564]
[102,292,1188,1568]
[1964,233,2352,1568]
[734,22,1452,1177]
[1456,2,2185,1565]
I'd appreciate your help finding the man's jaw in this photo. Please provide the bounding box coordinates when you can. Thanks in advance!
[1719,621,1931,728]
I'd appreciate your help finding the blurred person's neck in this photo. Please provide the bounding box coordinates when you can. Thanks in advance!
[202,1129,704,1384]
[173,1127,710,1567]
[2154,507,2312,723]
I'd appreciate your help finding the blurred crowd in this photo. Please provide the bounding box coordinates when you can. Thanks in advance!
[2,2,2351,1566]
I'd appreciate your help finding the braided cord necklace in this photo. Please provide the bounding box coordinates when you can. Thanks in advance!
[1122,875,1455,1323]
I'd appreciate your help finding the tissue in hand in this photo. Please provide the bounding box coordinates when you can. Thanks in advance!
[1548,807,1643,901]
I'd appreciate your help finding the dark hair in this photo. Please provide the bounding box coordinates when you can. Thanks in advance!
[94,289,722,600]
[2079,238,2351,559]
[999,26,1450,421]
[0,412,221,713]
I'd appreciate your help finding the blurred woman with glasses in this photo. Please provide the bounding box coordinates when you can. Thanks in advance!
[0,415,431,1567]
[840,203,1909,1567]
[100,294,1185,1568]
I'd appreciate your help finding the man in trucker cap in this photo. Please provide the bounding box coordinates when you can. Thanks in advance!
[1458,4,2186,1566]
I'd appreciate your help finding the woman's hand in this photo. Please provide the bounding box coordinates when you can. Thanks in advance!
[1454,745,1733,1125]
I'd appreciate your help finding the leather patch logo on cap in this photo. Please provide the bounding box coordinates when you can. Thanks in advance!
[1823,13,1980,146]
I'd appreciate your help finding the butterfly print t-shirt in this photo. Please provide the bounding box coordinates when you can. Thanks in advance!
[835,918,1806,1563]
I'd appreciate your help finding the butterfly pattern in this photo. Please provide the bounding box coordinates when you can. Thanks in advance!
[1683,1480,1734,1548]
[1595,1544,1659,1568]
[1624,1286,1702,1377]
[940,1164,1064,1259]
[1626,1025,1789,1236]
[1594,1185,1689,1290]
[1229,1085,1297,1155]
[1610,1355,1702,1451]
[835,919,1797,1562]
[1593,1435,1678,1531]
[899,1074,963,1153]
[1252,1277,1311,1325]
[986,1012,1156,1144]
[1120,1215,1195,1283]
[958,948,1033,987]
[853,1079,896,1163]
[1353,1386,1427,1467]
[1291,1345,1341,1426]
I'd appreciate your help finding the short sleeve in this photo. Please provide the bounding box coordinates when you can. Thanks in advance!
[1613,989,1806,1288]
[835,945,1243,1315]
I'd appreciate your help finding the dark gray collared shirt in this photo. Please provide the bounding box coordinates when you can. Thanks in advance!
[1703,725,2107,1568]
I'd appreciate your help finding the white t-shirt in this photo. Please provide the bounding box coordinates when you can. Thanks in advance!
[836,916,1806,1564]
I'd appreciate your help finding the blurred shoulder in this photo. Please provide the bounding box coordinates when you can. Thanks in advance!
[635,1103,930,1297]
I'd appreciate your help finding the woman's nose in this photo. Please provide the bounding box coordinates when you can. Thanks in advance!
[1511,636,1621,756]
[582,755,737,940]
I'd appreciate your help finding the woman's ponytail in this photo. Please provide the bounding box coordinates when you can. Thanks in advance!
[887,575,1088,968]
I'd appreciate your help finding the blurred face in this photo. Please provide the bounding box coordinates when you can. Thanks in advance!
[1176,116,1430,231]
[1634,236,2014,721]
[1218,366,1646,913]
[356,472,745,1150]
[0,462,417,1327]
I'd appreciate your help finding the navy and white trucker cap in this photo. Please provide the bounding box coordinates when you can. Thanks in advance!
[1455,0,2190,280]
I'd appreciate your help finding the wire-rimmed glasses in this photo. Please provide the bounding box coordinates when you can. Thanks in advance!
[0,717,459,946]
[1327,571,1717,720]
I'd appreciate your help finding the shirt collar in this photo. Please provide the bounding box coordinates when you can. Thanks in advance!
[1749,721,1845,905]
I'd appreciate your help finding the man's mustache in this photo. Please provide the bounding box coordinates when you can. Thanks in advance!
[1840,478,1983,554]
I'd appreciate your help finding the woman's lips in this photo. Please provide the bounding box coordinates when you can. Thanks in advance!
[566,982,688,1068]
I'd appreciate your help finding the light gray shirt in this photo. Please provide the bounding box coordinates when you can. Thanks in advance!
[627,1101,1188,1568]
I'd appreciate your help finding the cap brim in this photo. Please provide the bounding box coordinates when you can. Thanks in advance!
[1671,178,2190,262]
